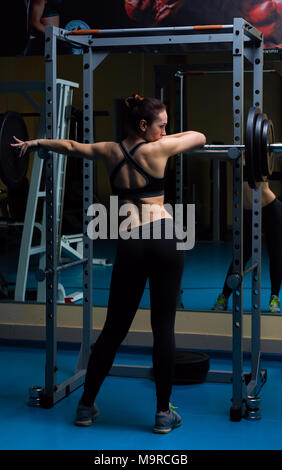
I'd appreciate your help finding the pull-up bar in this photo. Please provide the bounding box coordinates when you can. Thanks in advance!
[65,24,232,37]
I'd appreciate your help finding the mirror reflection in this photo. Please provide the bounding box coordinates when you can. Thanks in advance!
[0,52,281,317]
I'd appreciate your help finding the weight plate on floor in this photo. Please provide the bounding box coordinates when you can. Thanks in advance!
[173,350,210,385]
[253,112,268,183]
[0,111,29,189]
[261,119,275,178]
[245,106,261,189]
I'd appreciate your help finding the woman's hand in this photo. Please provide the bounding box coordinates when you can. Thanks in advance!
[10,136,39,158]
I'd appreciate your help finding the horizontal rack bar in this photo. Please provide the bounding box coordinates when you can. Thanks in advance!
[86,33,237,48]
[56,258,87,273]
[109,365,258,385]
[175,69,278,76]
[43,369,86,407]
[243,264,258,277]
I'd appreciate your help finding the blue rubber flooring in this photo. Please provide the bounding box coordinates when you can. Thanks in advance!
[0,343,282,451]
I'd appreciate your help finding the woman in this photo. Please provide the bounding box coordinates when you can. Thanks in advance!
[12,94,206,433]
[213,181,282,313]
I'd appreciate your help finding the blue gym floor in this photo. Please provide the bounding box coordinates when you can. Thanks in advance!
[1,231,282,452]
[0,230,280,313]
[0,342,282,451]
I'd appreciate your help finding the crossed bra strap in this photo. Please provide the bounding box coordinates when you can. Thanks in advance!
[110,142,166,199]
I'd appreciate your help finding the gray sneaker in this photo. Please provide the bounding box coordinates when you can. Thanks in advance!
[153,404,182,434]
[75,399,99,427]
[212,293,228,311]
[269,295,280,313]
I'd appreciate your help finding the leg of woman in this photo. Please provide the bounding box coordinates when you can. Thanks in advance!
[148,231,185,412]
[81,237,148,406]
[262,199,282,297]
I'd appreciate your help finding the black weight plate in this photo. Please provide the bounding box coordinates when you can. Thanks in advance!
[0,111,29,189]
[245,107,261,189]
[267,120,275,176]
[261,119,275,178]
[254,112,268,183]
[173,350,210,385]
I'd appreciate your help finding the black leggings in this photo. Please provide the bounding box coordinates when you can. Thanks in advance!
[223,198,282,299]
[82,220,185,412]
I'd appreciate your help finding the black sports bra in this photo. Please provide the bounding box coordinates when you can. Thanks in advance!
[110,142,167,200]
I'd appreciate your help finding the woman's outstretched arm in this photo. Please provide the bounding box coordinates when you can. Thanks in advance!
[11,136,109,161]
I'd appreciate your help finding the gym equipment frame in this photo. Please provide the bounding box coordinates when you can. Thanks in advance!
[34,18,280,420]
[155,64,279,241]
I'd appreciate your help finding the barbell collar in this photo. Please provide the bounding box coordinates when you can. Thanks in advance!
[228,147,242,160]
[226,273,242,290]
[268,143,282,153]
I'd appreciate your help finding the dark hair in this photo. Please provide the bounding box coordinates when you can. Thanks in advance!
[124,93,166,135]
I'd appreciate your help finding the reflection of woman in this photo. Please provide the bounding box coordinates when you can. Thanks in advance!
[26,0,62,54]
[12,93,206,433]
[29,0,61,33]
[213,181,282,313]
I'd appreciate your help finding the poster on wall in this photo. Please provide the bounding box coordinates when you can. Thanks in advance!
[2,0,282,57]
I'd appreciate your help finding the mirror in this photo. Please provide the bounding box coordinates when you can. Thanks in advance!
[0,47,281,319]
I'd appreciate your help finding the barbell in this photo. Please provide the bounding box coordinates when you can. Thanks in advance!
[199,106,278,189]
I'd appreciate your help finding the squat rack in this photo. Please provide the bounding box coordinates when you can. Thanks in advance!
[37,18,266,421]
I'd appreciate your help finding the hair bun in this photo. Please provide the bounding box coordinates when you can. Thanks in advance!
[133,93,144,102]
[125,93,144,109]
